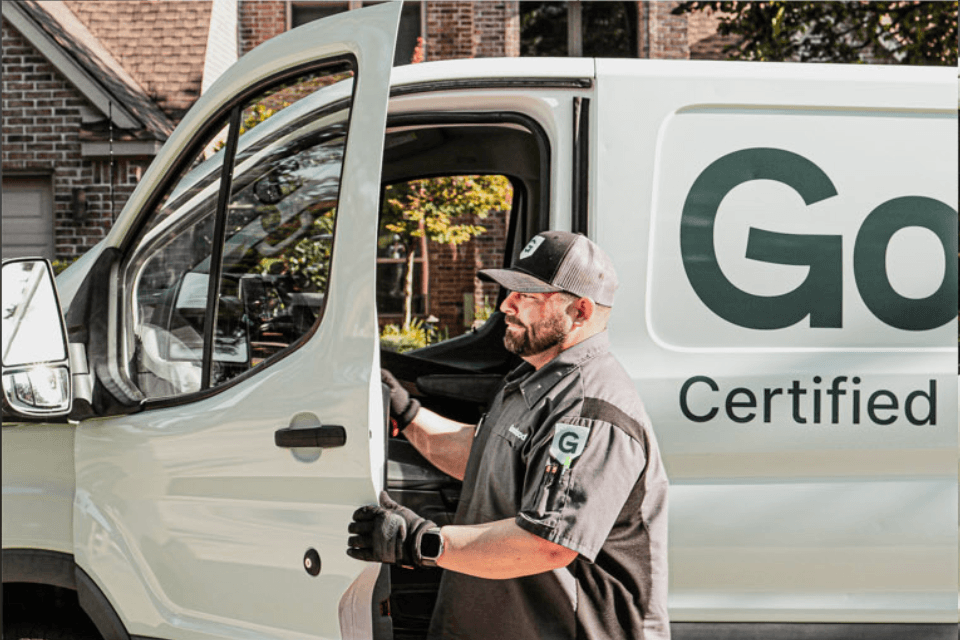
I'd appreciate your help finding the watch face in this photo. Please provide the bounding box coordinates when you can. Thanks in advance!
[421,531,442,558]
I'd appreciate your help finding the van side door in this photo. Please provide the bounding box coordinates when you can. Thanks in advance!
[593,59,958,628]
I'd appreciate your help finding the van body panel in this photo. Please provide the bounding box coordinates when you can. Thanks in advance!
[593,59,958,623]
[1,424,76,555]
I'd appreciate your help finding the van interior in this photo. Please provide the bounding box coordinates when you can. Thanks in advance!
[379,116,547,638]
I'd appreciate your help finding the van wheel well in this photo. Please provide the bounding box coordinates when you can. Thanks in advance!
[3,583,102,640]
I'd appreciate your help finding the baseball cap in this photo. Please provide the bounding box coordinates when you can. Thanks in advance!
[478,231,618,307]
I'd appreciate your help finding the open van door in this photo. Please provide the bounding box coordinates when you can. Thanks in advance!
[70,4,399,638]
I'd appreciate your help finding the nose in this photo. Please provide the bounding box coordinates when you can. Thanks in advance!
[500,291,519,314]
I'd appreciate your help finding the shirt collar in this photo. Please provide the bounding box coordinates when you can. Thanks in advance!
[504,332,611,408]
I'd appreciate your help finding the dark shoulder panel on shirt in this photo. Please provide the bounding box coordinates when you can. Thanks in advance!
[580,397,645,441]
[577,352,650,443]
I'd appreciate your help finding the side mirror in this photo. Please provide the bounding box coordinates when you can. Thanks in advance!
[2,258,72,418]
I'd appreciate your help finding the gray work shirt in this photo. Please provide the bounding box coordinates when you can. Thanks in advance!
[427,332,670,640]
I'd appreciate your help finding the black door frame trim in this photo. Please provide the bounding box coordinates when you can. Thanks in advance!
[571,96,590,236]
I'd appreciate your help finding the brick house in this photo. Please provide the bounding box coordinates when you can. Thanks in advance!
[2,0,730,332]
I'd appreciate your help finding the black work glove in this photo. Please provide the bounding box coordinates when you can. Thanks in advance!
[347,491,436,567]
[381,369,421,431]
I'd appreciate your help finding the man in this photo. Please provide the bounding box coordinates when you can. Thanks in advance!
[348,231,670,640]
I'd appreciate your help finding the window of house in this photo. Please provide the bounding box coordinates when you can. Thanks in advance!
[125,65,355,399]
[291,1,423,65]
[289,1,349,27]
[520,1,638,58]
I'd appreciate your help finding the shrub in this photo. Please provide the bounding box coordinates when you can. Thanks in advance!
[380,318,443,353]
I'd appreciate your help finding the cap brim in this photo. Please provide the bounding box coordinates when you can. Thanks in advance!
[478,268,562,293]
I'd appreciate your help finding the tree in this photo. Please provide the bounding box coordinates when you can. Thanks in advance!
[381,175,512,327]
[673,1,957,65]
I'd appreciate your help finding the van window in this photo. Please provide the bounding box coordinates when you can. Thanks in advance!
[126,67,355,399]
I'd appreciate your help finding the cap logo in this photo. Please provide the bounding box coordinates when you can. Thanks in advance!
[550,423,590,464]
[519,236,545,259]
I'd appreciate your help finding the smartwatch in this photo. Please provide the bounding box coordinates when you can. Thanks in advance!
[418,527,444,567]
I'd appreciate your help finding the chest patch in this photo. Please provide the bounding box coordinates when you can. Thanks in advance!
[549,423,590,464]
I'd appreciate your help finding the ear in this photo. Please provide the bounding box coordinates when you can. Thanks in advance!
[570,296,595,325]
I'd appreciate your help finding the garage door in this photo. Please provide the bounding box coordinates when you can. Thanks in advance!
[1,176,54,260]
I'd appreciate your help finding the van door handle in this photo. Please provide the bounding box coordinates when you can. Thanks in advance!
[275,425,347,448]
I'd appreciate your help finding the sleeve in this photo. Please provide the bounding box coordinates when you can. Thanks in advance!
[515,415,646,562]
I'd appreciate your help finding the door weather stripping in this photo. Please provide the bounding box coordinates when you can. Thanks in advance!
[572,96,590,236]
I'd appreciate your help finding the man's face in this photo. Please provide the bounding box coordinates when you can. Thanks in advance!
[500,291,573,357]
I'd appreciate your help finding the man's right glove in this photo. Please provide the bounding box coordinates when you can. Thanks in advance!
[381,369,420,431]
[347,491,436,567]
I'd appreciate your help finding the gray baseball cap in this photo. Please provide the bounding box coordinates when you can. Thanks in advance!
[478,231,618,307]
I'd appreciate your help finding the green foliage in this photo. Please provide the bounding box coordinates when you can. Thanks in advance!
[51,256,80,275]
[382,175,512,246]
[474,295,496,324]
[240,103,281,135]
[257,209,335,291]
[214,103,283,152]
[215,69,353,152]
[379,318,442,353]
[673,1,958,65]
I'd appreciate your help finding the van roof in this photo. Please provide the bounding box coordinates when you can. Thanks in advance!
[388,57,957,110]
[391,56,954,85]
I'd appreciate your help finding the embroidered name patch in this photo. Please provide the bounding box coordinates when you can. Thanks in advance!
[508,425,528,442]
[549,423,590,464]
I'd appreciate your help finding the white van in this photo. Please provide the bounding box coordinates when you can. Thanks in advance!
[3,4,957,639]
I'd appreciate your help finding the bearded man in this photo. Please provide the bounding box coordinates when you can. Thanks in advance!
[348,231,671,640]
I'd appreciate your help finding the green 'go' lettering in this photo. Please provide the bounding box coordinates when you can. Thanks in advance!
[680,148,957,332]
[681,148,842,329]
[854,196,957,331]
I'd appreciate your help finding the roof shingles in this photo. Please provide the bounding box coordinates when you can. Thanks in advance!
[64,0,211,121]
[15,0,175,139]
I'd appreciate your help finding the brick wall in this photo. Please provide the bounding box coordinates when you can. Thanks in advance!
[686,4,720,47]
[425,2,475,60]
[687,5,740,60]
[474,1,520,58]
[2,19,150,259]
[426,209,509,333]
[239,0,285,55]
[638,1,689,60]
[425,1,519,61]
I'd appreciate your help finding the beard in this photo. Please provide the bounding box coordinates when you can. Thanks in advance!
[503,311,571,357]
